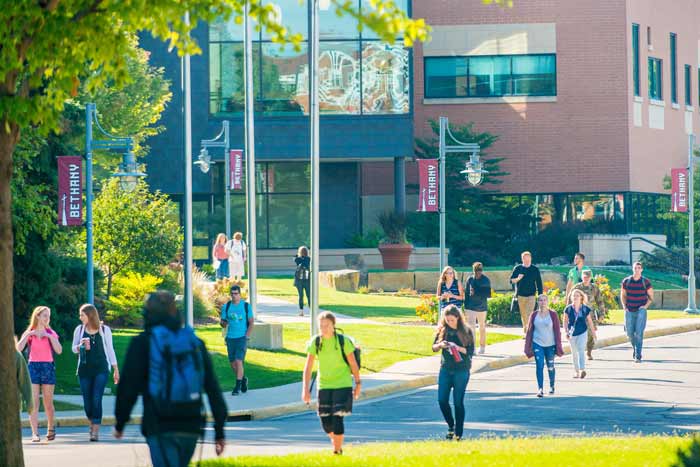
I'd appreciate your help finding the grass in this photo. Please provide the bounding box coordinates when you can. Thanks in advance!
[258,278,423,323]
[197,436,694,467]
[52,324,519,395]
[605,309,700,324]
[545,266,686,289]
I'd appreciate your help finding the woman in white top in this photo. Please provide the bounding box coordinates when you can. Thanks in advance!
[225,231,247,282]
[71,304,119,441]
[524,295,564,398]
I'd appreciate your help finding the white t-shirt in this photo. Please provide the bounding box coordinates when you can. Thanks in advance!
[533,312,555,348]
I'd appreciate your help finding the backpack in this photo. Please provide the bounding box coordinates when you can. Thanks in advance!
[222,301,250,329]
[295,263,310,281]
[314,332,361,369]
[148,325,204,420]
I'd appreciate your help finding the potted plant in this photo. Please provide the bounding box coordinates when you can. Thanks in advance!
[377,210,413,270]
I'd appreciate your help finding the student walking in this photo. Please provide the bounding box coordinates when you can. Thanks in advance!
[294,246,311,316]
[464,262,492,354]
[524,295,564,397]
[71,304,120,441]
[114,291,227,467]
[510,251,543,333]
[565,252,591,299]
[212,233,230,280]
[563,289,596,379]
[437,266,464,311]
[432,305,475,441]
[16,306,63,442]
[221,284,254,395]
[225,231,247,282]
[620,261,654,363]
[302,311,361,455]
[572,270,606,360]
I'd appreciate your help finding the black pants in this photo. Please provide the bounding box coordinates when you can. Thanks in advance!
[320,415,345,435]
[296,280,310,309]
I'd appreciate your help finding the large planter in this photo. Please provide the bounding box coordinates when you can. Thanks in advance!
[378,243,413,270]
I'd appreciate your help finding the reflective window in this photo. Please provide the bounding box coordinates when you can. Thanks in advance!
[268,194,310,247]
[632,24,640,96]
[670,33,677,104]
[261,43,308,114]
[267,162,310,192]
[362,43,409,114]
[360,0,407,39]
[469,56,511,97]
[511,55,556,96]
[319,42,361,113]
[424,58,468,98]
[320,2,360,39]
[261,0,308,40]
[648,57,663,100]
[209,43,259,114]
[685,64,692,106]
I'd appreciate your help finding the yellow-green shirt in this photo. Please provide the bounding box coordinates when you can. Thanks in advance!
[306,334,356,390]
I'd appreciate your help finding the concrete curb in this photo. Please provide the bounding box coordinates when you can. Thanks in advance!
[30,322,700,428]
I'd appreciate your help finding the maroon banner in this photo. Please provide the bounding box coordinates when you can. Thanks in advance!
[57,156,83,226]
[417,159,439,212]
[671,167,689,213]
[230,149,243,190]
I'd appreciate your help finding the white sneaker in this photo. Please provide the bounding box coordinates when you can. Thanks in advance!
[478,347,485,355]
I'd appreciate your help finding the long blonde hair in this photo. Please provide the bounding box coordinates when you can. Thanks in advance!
[80,303,101,331]
[26,306,51,333]
[436,305,473,348]
[215,233,227,245]
[438,266,457,287]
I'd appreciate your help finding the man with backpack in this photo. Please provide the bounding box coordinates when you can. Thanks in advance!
[114,291,227,467]
[221,284,254,395]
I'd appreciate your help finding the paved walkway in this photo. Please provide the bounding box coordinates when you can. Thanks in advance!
[28,317,700,427]
[253,294,386,325]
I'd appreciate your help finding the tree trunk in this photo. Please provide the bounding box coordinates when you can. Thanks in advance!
[106,270,113,301]
[0,121,25,466]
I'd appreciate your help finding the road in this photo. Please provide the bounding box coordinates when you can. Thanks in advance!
[23,331,700,466]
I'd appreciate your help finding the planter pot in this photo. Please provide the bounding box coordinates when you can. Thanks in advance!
[378,243,413,270]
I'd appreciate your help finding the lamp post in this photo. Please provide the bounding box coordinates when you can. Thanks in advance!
[196,121,231,238]
[85,103,146,304]
[685,134,699,314]
[437,116,486,272]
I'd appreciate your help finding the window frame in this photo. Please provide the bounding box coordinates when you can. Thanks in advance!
[670,33,677,104]
[632,24,640,97]
[648,57,663,101]
[685,64,692,106]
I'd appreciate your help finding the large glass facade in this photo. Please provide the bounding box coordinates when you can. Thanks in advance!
[424,54,556,99]
[209,0,409,116]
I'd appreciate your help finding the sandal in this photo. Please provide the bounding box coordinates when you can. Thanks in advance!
[31,434,40,443]
[46,428,56,441]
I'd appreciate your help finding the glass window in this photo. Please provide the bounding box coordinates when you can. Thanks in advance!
[209,42,260,115]
[360,0,407,39]
[319,42,361,113]
[267,194,310,247]
[632,24,640,96]
[468,56,511,97]
[266,162,310,193]
[361,43,409,114]
[424,57,467,98]
[320,2,360,39]
[670,33,677,104]
[512,55,556,96]
[648,57,663,100]
[261,0,308,40]
[193,200,212,241]
[685,64,692,106]
[261,43,309,115]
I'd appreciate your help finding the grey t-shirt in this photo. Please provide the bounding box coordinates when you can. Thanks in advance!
[533,312,555,348]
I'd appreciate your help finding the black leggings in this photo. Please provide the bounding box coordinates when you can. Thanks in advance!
[320,415,345,435]
[297,281,310,309]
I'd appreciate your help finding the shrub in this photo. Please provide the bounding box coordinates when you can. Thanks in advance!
[415,294,439,324]
[210,278,248,312]
[357,286,369,294]
[450,248,509,268]
[158,266,181,294]
[377,210,408,244]
[108,272,163,326]
[397,287,418,297]
[605,259,628,266]
[640,247,694,274]
[542,281,557,292]
[593,274,618,321]
[545,288,566,318]
[201,263,216,277]
[486,292,520,326]
[345,229,383,248]
[672,436,700,467]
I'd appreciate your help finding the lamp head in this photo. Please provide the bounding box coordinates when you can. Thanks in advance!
[459,152,488,186]
[195,147,213,174]
[114,150,146,192]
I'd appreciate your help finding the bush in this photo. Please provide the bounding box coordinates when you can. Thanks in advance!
[415,294,439,324]
[357,286,369,294]
[486,292,521,326]
[640,247,694,274]
[397,288,418,297]
[594,274,618,321]
[201,263,216,277]
[605,259,628,266]
[345,229,383,248]
[451,248,508,268]
[107,272,163,326]
[672,436,700,467]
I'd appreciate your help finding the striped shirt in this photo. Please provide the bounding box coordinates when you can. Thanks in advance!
[621,276,652,312]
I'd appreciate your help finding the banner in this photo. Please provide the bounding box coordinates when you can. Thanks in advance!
[230,149,243,190]
[417,159,439,212]
[57,156,83,226]
[671,167,688,213]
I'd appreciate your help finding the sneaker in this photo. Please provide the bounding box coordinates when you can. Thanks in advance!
[333,449,343,455]
[573,372,579,379]
[634,358,642,363]
[580,370,587,379]
[537,389,543,398]
[31,434,40,443]
[549,387,555,395]
[455,436,462,441]
[232,387,240,396]
[446,430,454,440]
[241,376,248,393]
[587,351,593,360]
[478,347,485,355]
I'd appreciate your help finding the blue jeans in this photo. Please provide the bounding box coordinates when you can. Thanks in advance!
[146,432,200,467]
[78,371,108,424]
[532,343,556,390]
[216,258,229,279]
[625,308,648,359]
[437,367,470,438]
[570,332,587,371]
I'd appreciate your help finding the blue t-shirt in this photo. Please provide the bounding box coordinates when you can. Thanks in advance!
[221,301,253,339]
[564,304,590,337]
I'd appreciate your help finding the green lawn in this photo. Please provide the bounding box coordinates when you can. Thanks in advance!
[197,436,695,467]
[545,266,686,289]
[258,278,423,323]
[606,309,700,324]
[53,324,519,395]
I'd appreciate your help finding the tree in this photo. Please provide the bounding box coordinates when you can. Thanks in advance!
[90,178,182,299]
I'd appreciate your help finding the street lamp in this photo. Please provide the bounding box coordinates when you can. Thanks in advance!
[197,121,231,238]
[438,116,485,272]
[85,103,146,304]
[684,134,700,314]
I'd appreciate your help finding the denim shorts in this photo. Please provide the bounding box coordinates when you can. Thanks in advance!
[225,337,248,362]
[29,361,56,385]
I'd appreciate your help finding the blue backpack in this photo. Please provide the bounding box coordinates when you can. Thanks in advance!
[148,325,204,419]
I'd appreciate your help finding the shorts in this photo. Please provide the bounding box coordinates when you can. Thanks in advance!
[29,361,56,385]
[317,387,353,417]
[226,336,248,362]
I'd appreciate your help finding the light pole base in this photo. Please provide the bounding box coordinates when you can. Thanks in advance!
[685,307,700,314]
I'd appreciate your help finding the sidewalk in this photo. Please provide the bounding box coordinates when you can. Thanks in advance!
[254,294,387,325]
[28,317,700,428]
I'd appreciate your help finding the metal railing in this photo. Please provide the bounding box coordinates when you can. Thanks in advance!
[628,236,687,274]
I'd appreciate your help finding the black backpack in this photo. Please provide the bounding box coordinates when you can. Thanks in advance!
[295,263,310,281]
[314,332,361,369]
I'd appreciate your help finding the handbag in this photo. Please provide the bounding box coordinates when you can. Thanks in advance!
[509,285,519,315]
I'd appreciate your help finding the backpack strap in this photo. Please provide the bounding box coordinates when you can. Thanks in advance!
[314,335,321,356]
[223,301,232,320]
[337,333,349,367]
[245,302,250,329]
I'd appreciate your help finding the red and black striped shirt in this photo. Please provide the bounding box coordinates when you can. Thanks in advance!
[621,276,652,312]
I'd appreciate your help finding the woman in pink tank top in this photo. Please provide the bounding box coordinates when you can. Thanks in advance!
[16,306,63,443]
